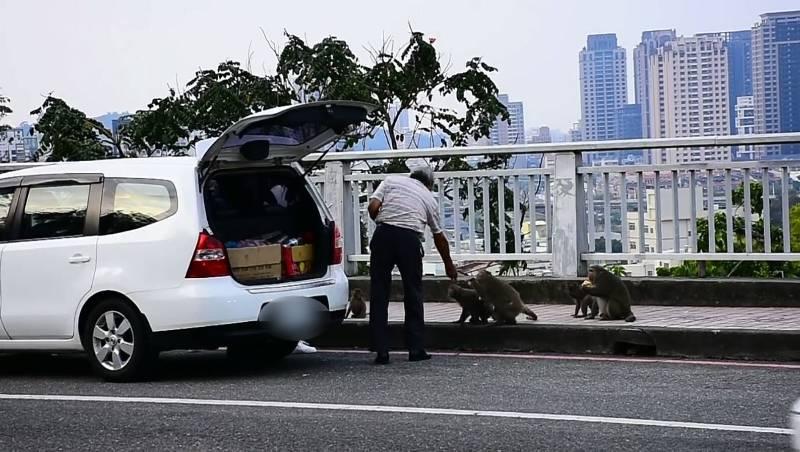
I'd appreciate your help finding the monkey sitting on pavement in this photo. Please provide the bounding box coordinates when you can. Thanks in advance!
[468,270,538,325]
[579,265,636,322]
[567,284,597,318]
[448,284,493,325]
[346,288,367,319]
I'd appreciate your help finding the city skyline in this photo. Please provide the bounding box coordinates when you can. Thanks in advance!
[1,0,798,132]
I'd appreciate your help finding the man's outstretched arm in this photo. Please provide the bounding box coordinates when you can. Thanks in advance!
[433,232,457,280]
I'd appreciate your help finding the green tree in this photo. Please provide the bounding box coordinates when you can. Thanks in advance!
[121,92,195,157]
[122,61,293,156]
[182,60,292,137]
[30,96,107,161]
[274,30,508,154]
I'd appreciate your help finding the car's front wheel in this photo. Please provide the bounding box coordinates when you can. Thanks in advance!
[83,298,155,382]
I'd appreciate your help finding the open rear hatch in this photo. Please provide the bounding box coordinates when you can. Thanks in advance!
[197,101,374,286]
[198,100,375,175]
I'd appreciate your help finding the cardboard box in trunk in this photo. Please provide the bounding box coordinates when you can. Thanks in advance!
[227,244,282,281]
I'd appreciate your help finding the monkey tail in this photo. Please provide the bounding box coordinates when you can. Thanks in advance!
[625,313,636,323]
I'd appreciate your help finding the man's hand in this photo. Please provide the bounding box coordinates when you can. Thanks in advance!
[445,261,458,281]
[433,232,457,281]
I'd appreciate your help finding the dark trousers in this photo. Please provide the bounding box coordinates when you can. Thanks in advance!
[369,224,425,355]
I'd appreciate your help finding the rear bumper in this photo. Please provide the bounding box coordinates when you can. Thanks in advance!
[130,265,349,333]
[151,309,346,351]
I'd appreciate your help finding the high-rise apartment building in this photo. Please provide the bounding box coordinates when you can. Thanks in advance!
[579,34,628,142]
[634,30,677,138]
[388,103,412,133]
[698,30,753,135]
[616,104,646,164]
[616,104,644,140]
[734,95,760,160]
[568,121,583,142]
[726,31,754,132]
[648,35,731,164]
[735,96,756,135]
[111,115,134,137]
[752,10,800,156]
[489,94,525,145]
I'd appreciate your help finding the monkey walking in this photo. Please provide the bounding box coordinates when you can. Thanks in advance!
[469,270,538,325]
[448,284,493,325]
[346,288,367,319]
[579,265,636,322]
[567,285,598,318]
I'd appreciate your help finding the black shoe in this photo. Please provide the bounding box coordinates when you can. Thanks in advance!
[409,351,432,362]
[374,353,390,365]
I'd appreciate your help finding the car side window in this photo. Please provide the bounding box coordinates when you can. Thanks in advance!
[20,185,91,240]
[0,187,16,241]
[100,179,177,235]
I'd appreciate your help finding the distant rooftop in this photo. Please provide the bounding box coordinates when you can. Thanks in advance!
[760,10,800,18]
[585,34,619,51]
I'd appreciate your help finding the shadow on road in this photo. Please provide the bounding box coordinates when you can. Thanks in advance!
[0,350,331,382]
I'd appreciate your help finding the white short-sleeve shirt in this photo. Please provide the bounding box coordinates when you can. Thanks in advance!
[369,176,442,235]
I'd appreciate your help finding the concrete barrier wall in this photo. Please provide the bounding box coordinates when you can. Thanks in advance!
[347,276,800,308]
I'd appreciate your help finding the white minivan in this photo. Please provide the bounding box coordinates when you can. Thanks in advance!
[0,101,374,381]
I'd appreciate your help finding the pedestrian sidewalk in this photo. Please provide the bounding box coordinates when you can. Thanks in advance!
[345,303,800,331]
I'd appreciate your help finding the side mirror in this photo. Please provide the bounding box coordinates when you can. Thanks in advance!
[240,139,270,161]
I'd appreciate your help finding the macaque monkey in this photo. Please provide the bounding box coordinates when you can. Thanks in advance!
[567,284,597,318]
[346,288,367,319]
[448,284,493,325]
[579,265,636,322]
[469,270,538,325]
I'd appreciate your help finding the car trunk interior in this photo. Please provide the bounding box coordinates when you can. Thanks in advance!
[203,167,333,285]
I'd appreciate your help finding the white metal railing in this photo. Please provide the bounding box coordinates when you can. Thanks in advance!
[2,133,799,277]
[577,162,800,263]
[308,133,800,276]
[339,167,554,264]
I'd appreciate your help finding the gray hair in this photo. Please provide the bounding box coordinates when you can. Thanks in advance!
[409,166,435,189]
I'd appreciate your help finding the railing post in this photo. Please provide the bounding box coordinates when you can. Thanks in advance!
[551,151,587,277]
[323,161,357,275]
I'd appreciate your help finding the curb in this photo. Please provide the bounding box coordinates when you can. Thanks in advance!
[314,322,800,362]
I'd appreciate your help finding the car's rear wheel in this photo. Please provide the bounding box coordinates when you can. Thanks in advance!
[83,298,155,382]
[226,339,298,368]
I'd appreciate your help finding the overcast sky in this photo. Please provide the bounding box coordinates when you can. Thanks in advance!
[1,0,798,131]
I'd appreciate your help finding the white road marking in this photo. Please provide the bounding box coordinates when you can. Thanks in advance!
[317,349,800,370]
[0,393,791,436]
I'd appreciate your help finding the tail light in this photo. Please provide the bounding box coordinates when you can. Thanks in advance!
[332,223,343,265]
[186,231,231,278]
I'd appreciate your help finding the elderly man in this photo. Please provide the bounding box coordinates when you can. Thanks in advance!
[367,166,457,365]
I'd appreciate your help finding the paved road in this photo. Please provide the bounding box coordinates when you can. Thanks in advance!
[0,350,797,451]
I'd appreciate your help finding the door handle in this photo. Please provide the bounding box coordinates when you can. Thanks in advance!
[68,254,91,264]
